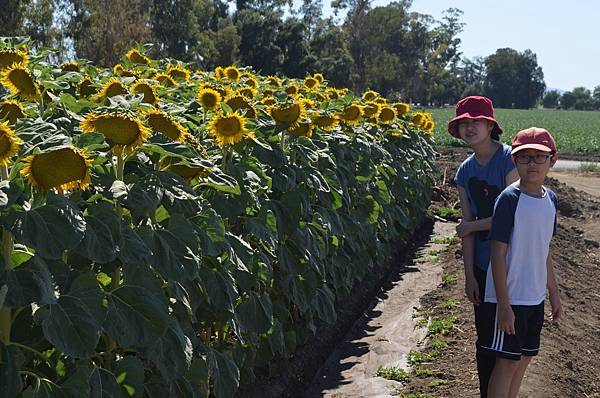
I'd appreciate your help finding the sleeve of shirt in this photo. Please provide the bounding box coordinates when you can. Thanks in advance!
[549,189,558,235]
[454,161,466,188]
[489,190,518,243]
[502,146,516,178]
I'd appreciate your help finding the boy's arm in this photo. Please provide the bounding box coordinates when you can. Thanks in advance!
[547,253,561,322]
[490,240,515,334]
[457,187,480,304]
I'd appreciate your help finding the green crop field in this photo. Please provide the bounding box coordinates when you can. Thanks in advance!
[425,108,600,154]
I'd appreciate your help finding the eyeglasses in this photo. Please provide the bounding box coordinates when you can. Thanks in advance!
[514,153,553,164]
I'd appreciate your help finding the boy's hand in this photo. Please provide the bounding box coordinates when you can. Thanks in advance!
[549,291,561,322]
[498,304,515,335]
[456,220,472,238]
[465,274,480,305]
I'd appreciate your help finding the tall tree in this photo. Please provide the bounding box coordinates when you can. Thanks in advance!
[0,0,27,37]
[234,9,283,74]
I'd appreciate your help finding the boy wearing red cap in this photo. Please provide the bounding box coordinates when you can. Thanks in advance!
[448,96,518,397]
[481,127,562,398]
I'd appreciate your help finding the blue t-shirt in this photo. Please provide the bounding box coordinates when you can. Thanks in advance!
[485,185,558,305]
[454,144,515,271]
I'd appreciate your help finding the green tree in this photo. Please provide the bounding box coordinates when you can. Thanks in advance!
[207,18,241,68]
[0,0,27,37]
[309,19,353,88]
[235,9,284,75]
[542,90,560,108]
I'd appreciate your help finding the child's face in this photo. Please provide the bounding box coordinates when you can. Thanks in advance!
[513,148,557,185]
[457,118,494,145]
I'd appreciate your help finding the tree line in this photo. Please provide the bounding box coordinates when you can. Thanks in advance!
[0,0,573,109]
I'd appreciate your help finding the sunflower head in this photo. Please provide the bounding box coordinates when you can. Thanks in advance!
[0,50,29,70]
[0,122,22,165]
[284,84,299,96]
[114,64,139,78]
[288,122,313,138]
[311,113,339,131]
[265,76,280,87]
[214,66,225,80]
[269,100,305,127]
[61,61,80,72]
[194,70,205,77]
[261,96,276,106]
[238,87,256,99]
[374,97,387,105]
[1,63,39,100]
[78,76,98,98]
[197,87,222,110]
[154,72,176,87]
[411,112,426,127]
[131,81,158,104]
[362,90,379,101]
[208,111,248,146]
[167,64,191,82]
[0,100,25,125]
[144,109,191,143]
[313,73,325,83]
[21,147,91,193]
[126,48,151,65]
[339,104,362,125]
[424,120,435,132]
[93,77,128,102]
[393,102,410,116]
[378,106,397,124]
[244,76,259,89]
[326,88,340,99]
[362,102,381,118]
[303,76,319,91]
[225,95,256,118]
[80,112,151,155]
[224,66,241,82]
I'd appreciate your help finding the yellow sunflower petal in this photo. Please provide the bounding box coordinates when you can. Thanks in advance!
[1,63,39,100]
[208,111,248,146]
[126,48,151,65]
[131,81,158,104]
[0,122,22,165]
[0,50,29,70]
[21,147,91,193]
[92,78,128,102]
[197,87,222,110]
[0,100,26,125]
[80,112,150,155]
[144,109,191,142]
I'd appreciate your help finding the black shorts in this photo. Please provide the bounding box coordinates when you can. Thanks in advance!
[479,302,544,361]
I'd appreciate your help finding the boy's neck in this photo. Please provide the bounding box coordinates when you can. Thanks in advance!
[516,180,544,196]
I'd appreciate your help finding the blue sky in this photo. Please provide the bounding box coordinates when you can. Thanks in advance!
[318,0,599,91]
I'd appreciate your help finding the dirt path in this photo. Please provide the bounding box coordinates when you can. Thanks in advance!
[549,171,600,197]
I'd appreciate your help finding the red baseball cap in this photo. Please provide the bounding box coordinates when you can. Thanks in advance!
[447,96,503,138]
[511,127,557,154]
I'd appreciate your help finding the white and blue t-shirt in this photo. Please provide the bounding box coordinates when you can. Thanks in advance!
[484,184,558,306]
[454,144,515,271]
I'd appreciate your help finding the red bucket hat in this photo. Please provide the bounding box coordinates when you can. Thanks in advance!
[447,96,503,138]
[511,127,557,155]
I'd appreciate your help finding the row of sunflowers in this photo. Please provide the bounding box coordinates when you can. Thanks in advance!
[0,37,436,397]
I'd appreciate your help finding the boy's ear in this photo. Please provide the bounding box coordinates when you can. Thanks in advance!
[550,154,558,167]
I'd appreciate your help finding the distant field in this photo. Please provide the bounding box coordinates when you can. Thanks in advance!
[425,108,600,154]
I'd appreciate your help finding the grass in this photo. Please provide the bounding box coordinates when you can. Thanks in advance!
[437,298,460,310]
[579,162,600,172]
[377,365,411,382]
[440,272,458,287]
[424,107,600,154]
[428,379,448,388]
[430,236,454,245]
[428,315,458,336]
[407,350,427,366]
[432,206,461,220]
[414,368,434,377]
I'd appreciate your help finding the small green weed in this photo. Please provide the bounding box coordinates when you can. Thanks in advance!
[579,162,600,172]
[430,339,448,350]
[427,349,444,359]
[398,393,437,398]
[407,350,427,366]
[428,379,448,388]
[414,368,434,377]
[430,236,454,245]
[441,272,458,287]
[438,298,459,310]
[428,315,458,336]
[377,366,410,382]
[433,206,461,220]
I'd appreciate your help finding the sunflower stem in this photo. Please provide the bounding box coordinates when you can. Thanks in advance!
[115,154,125,181]
[0,225,14,344]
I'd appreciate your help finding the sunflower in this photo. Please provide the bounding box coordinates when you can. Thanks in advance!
[311,113,339,131]
[166,164,208,180]
[265,76,280,87]
[80,112,151,155]
[284,84,299,96]
[362,90,379,101]
[197,87,222,111]
[0,50,28,70]
[424,120,435,132]
[269,100,305,127]
[362,102,381,118]
[208,111,248,146]
[61,61,80,72]
[131,80,158,104]
[0,122,22,165]
[167,64,191,82]
[224,66,241,82]
[393,102,410,116]
[303,76,319,91]
[238,87,256,99]
[378,106,397,124]
[114,64,139,78]
[339,104,362,125]
[313,73,324,83]
[313,92,326,102]
[144,109,191,142]
[225,95,257,118]
[78,76,98,98]
[153,72,176,87]
[261,96,276,106]
[288,122,313,138]
[326,88,340,99]
[301,98,316,109]
[93,78,128,102]
[1,63,39,100]
[244,76,258,89]
[0,100,25,125]
[194,70,205,77]
[214,66,225,80]
[21,146,91,193]
[262,88,274,97]
[411,112,426,127]
[374,97,387,105]
[126,48,151,65]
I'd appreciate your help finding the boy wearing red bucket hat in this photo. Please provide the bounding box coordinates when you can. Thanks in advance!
[481,128,561,397]
[449,96,519,397]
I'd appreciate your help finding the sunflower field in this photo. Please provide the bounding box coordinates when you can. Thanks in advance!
[0,37,436,398]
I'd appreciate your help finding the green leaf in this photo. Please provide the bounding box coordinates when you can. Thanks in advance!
[104,283,169,348]
[156,171,200,215]
[23,380,54,398]
[114,357,145,398]
[209,349,240,398]
[5,195,86,259]
[120,174,164,217]
[199,268,237,312]
[1,255,56,307]
[0,343,22,398]
[146,320,193,382]
[234,292,273,334]
[118,223,151,264]
[313,286,337,324]
[73,216,118,263]
[202,169,241,195]
[90,367,124,398]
